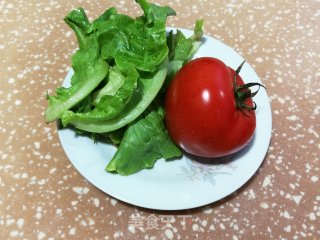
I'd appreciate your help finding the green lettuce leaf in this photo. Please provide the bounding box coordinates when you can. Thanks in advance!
[88,7,118,33]
[97,0,175,72]
[106,106,181,175]
[45,1,205,176]
[45,8,108,123]
[162,19,204,92]
[104,19,204,176]
[65,67,167,133]
[55,0,175,132]
[167,19,204,62]
[61,65,139,126]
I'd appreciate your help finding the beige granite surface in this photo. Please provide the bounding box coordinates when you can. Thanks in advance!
[1,0,319,239]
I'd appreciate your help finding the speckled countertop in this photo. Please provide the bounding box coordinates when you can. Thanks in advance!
[1,0,319,239]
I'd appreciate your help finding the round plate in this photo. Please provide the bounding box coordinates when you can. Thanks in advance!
[58,28,272,210]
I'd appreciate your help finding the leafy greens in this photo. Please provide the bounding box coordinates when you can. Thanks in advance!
[45,0,204,175]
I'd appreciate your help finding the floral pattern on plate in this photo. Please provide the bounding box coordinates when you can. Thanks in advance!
[178,156,238,186]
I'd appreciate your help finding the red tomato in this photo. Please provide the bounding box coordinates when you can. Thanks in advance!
[165,57,257,158]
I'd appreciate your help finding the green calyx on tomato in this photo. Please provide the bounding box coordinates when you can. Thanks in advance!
[233,61,265,114]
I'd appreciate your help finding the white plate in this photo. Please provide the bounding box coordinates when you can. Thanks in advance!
[58,28,272,210]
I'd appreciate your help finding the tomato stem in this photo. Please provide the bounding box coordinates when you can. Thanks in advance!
[233,61,265,114]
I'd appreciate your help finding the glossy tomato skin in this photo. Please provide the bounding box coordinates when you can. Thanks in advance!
[165,57,256,158]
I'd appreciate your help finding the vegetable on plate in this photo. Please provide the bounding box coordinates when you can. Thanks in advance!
[45,0,264,175]
[165,57,264,158]
[45,0,204,175]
